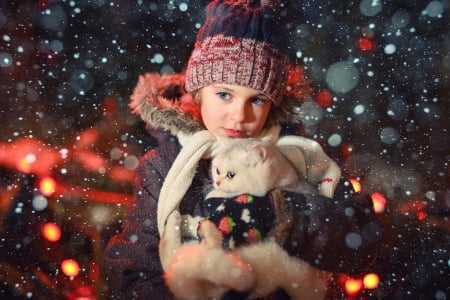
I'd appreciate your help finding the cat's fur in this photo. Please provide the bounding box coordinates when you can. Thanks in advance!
[207,137,317,199]
[160,138,331,300]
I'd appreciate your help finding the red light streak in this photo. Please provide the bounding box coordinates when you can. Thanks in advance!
[73,149,106,172]
[0,138,62,177]
[55,182,132,205]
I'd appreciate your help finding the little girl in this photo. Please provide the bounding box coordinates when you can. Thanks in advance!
[104,1,383,299]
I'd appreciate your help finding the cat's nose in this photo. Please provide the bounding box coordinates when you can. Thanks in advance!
[215,181,220,187]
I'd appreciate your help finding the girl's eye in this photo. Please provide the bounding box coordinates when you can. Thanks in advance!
[216,92,230,100]
[226,171,235,179]
[251,97,269,105]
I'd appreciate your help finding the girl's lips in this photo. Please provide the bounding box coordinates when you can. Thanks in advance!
[223,128,246,138]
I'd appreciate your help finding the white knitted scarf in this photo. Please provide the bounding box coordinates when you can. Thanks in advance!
[157,127,341,236]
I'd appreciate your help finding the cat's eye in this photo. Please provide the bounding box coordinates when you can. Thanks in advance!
[226,171,235,179]
[215,167,220,175]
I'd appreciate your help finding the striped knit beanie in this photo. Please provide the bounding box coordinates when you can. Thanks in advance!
[185,0,289,105]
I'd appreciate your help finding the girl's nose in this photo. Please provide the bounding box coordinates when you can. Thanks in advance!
[230,103,247,122]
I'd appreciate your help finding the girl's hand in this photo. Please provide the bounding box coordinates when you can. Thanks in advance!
[160,211,255,300]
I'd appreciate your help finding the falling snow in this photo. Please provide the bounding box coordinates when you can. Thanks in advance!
[0,0,449,299]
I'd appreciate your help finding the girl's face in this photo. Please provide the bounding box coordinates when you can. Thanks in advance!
[198,84,272,138]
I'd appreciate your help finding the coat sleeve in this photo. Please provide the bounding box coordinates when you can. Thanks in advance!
[282,179,384,275]
[103,138,178,299]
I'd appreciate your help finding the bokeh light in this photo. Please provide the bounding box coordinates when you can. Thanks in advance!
[358,37,374,51]
[363,273,380,289]
[371,192,387,213]
[61,259,80,277]
[349,178,362,192]
[316,90,333,108]
[41,222,62,242]
[345,277,363,296]
[39,176,56,196]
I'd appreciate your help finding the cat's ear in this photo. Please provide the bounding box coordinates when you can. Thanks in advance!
[248,144,268,166]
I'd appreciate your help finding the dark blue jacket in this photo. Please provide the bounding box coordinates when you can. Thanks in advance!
[103,129,383,299]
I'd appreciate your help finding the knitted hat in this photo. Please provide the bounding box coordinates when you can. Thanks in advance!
[185,0,289,105]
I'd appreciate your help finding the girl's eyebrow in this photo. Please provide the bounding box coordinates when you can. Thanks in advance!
[211,84,268,99]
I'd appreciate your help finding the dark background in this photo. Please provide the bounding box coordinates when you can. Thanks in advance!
[0,1,448,299]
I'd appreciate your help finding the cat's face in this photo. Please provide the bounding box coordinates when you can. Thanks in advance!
[211,158,241,193]
[210,142,268,194]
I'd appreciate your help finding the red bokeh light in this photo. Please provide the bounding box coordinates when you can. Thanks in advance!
[371,192,387,213]
[16,158,32,173]
[316,90,333,108]
[41,222,62,242]
[417,211,427,221]
[102,97,118,115]
[40,176,57,196]
[349,178,362,193]
[358,38,375,51]
[37,0,52,9]
[345,277,363,296]
[363,273,380,289]
[61,259,80,277]
[340,142,353,158]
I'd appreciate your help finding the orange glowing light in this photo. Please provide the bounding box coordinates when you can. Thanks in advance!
[349,178,362,192]
[40,177,56,196]
[16,158,32,173]
[345,278,363,296]
[61,259,80,277]
[41,222,61,242]
[363,273,380,289]
[371,192,386,213]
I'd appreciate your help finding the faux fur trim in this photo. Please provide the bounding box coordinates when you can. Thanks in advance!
[129,73,204,136]
[129,66,313,135]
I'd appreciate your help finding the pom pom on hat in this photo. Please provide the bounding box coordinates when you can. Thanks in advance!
[185,0,289,105]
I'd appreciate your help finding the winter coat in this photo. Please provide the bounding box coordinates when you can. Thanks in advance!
[103,73,383,299]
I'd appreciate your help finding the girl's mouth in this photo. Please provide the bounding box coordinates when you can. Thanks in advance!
[223,128,246,138]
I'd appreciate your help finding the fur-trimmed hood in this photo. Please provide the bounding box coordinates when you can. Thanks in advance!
[129,66,313,136]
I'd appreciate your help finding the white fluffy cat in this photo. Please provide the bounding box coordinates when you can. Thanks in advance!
[207,137,318,198]
[160,137,333,300]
